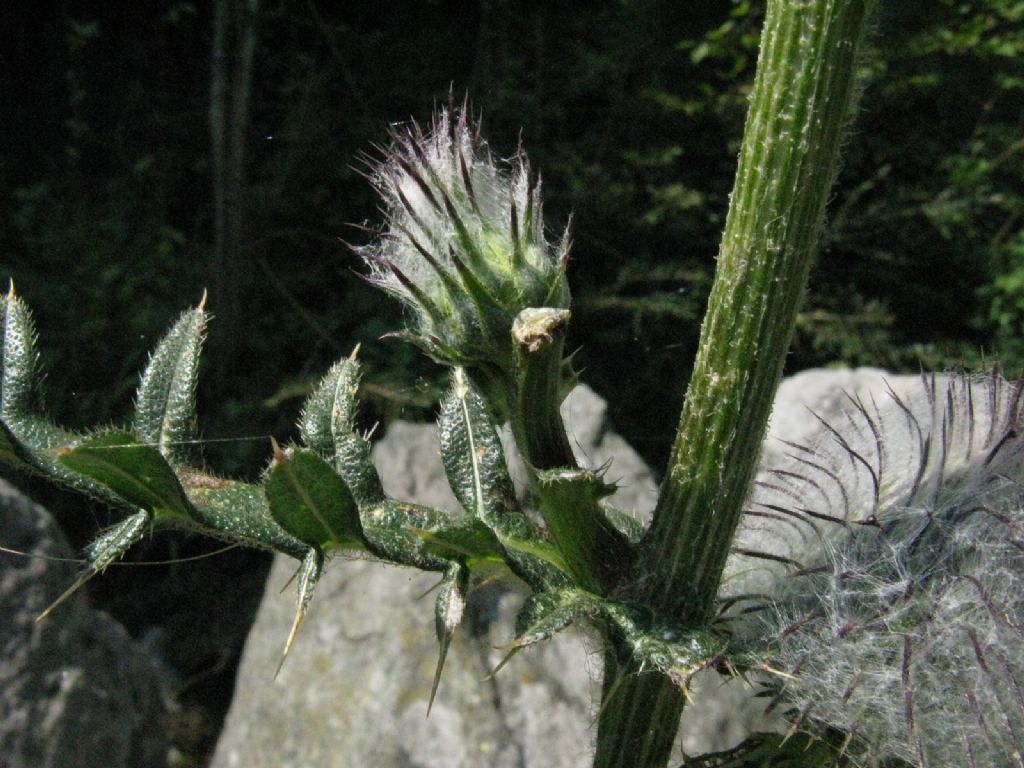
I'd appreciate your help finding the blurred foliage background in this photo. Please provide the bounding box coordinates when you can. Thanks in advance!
[2,1,1022,763]
[5,0,1023,471]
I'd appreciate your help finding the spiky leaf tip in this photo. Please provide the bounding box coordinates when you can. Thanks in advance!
[133,297,208,464]
[1,285,40,422]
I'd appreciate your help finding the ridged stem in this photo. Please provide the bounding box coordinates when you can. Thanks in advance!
[639,0,875,621]
[594,648,685,768]
[593,2,877,766]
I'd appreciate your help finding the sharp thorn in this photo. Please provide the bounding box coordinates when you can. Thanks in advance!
[483,647,519,681]
[36,569,97,621]
[680,682,694,706]
[427,636,450,717]
[271,436,286,463]
[275,607,306,680]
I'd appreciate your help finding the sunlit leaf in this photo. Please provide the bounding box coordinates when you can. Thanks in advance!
[134,299,207,463]
[265,443,363,549]
[57,430,192,520]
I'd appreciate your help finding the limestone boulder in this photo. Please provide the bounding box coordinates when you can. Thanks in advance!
[0,479,171,768]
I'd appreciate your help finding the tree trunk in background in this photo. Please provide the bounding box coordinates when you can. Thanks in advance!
[209,0,259,391]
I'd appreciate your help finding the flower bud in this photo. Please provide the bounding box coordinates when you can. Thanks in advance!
[360,103,570,381]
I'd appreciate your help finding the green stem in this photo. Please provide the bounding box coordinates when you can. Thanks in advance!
[510,307,577,471]
[511,307,637,591]
[639,0,875,621]
[594,647,685,768]
[594,1,876,766]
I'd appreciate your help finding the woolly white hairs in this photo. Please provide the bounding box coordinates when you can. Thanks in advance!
[723,372,1024,767]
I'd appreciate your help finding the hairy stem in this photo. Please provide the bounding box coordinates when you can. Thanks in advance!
[510,307,577,471]
[594,648,684,768]
[594,2,877,766]
[639,0,876,621]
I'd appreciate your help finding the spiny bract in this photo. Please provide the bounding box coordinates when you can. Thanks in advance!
[359,103,570,379]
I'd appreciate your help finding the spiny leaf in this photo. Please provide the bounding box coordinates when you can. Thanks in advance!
[1,418,141,512]
[299,349,384,506]
[1,284,38,421]
[436,367,576,588]
[277,548,324,678]
[406,489,570,590]
[429,562,467,714]
[299,349,360,457]
[438,367,518,524]
[360,500,454,572]
[134,297,207,463]
[1,413,78,454]
[334,430,385,507]
[602,505,646,543]
[408,518,504,563]
[0,292,80,453]
[265,442,363,549]
[0,292,84,478]
[490,587,602,679]
[513,588,602,648]
[57,430,192,520]
[496,529,571,580]
[179,469,309,559]
[38,510,150,621]
[601,601,726,685]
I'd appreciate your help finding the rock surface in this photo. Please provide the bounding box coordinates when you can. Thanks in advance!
[212,371,916,768]
[0,478,170,768]
[759,366,923,467]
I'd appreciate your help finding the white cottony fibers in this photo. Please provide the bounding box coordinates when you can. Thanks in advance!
[724,373,1024,767]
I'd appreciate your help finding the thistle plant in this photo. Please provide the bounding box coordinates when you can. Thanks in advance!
[3,1,1023,766]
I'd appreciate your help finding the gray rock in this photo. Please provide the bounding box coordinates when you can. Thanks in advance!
[760,367,922,468]
[0,479,170,768]
[374,421,463,515]
[211,374,910,767]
